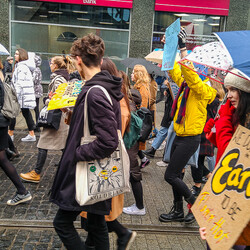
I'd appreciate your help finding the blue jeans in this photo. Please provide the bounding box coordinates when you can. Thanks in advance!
[207,156,216,172]
[152,126,168,150]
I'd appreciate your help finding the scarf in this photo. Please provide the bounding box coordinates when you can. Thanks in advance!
[171,81,190,124]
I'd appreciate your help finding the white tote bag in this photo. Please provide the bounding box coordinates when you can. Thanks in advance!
[75,85,131,206]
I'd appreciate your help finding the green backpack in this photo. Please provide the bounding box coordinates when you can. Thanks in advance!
[123,111,143,149]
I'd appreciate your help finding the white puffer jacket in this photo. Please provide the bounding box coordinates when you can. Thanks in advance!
[12,61,36,109]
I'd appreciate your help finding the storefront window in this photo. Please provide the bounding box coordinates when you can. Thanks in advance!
[153,12,225,51]
[11,0,130,81]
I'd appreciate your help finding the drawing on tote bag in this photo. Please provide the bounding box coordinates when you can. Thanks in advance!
[87,147,125,194]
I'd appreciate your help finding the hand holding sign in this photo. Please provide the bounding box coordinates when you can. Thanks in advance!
[161,19,180,71]
[192,125,250,250]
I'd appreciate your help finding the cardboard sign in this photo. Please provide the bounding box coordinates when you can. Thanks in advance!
[47,81,84,110]
[192,125,250,250]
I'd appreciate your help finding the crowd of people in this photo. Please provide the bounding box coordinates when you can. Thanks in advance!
[0,30,249,250]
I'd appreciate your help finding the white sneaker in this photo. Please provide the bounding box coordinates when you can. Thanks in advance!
[156,161,168,167]
[123,204,146,215]
[157,141,166,151]
[21,134,36,142]
[148,139,154,144]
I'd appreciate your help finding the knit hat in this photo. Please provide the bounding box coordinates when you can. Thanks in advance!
[6,56,13,61]
[224,68,250,93]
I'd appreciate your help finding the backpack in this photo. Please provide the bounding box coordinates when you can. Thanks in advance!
[137,107,153,142]
[123,111,143,149]
[1,82,20,119]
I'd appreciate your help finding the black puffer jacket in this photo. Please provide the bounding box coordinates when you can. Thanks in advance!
[50,70,123,214]
[0,79,10,128]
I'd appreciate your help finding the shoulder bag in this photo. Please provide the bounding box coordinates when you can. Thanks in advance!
[37,106,62,130]
[1,81,20,119]
[75,85,131,206]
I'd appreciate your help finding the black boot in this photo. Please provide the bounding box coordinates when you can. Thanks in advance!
[184,195,196,224]
[142,147,156,158]
[5,148,15,161]
[159,201,184,222]
[184,204,196,224]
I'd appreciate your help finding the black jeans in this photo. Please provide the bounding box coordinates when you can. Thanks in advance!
[127,142,144,209]
[21,108,35,131]
[9,109,35,131]
[191,155,211,183]
[165,135,201,203]
[54,209,109,250]
[34,148,48,174]
[34,98,40,124]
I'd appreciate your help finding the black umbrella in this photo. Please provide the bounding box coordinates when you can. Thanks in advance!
[121,58,165,77]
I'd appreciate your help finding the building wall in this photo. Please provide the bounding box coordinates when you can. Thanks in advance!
[129,0,154,58]
[226,0,250,31]
[0,0,9,50]
[0,0,249,59]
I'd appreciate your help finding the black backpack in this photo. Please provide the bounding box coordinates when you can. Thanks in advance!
[137,107,153,142]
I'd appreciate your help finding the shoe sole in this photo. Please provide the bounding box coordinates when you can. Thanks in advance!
[123,211,146,216]
[159,217,184,222]
[125,231,137,250]
[20,176,40,183]
[184,219,196,224]
[21,140,36,142]
[7,195,32,206]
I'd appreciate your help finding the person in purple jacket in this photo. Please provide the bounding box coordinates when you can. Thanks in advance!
[50,34,123,250]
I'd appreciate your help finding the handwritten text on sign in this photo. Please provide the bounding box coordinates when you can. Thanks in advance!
[192,125,250,250]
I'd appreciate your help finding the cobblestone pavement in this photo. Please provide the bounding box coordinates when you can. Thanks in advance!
[0,102,207,249]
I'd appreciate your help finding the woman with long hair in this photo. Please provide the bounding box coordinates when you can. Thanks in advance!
[9,48,36,142]
[19,55,73,183]
[0,59,32,206]
[122,66,148,216]
[200,69,250,249]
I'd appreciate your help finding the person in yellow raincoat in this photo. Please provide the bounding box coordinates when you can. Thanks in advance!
[159,33,216,224]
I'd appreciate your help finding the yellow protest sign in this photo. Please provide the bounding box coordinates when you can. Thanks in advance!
[47,80,84,110]
[192,125,250,250]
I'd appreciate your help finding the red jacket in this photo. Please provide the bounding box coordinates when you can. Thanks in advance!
[204,99,236,165]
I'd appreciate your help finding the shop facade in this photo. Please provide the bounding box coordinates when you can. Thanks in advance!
[0,0,249,81]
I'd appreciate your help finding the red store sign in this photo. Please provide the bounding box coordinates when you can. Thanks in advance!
[33,0,133,8]
[155,0,230,16]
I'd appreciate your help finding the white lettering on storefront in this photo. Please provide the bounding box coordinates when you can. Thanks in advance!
[83,0,96,4]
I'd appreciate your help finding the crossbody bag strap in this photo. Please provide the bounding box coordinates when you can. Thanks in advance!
[84,85,113,137]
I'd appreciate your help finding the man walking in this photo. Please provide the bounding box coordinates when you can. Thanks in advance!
[50,33,123,249]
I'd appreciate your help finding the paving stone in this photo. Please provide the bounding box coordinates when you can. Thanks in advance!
[0,103,209,249]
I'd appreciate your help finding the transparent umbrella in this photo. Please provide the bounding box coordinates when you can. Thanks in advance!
[0,43,10,56]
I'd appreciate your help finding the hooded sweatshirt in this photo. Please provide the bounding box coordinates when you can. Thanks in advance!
[50,70,123,213]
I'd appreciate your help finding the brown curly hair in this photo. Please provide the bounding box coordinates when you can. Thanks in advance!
[70,33,105,67]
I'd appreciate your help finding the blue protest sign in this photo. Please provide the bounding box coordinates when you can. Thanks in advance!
[162,19,180,71]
